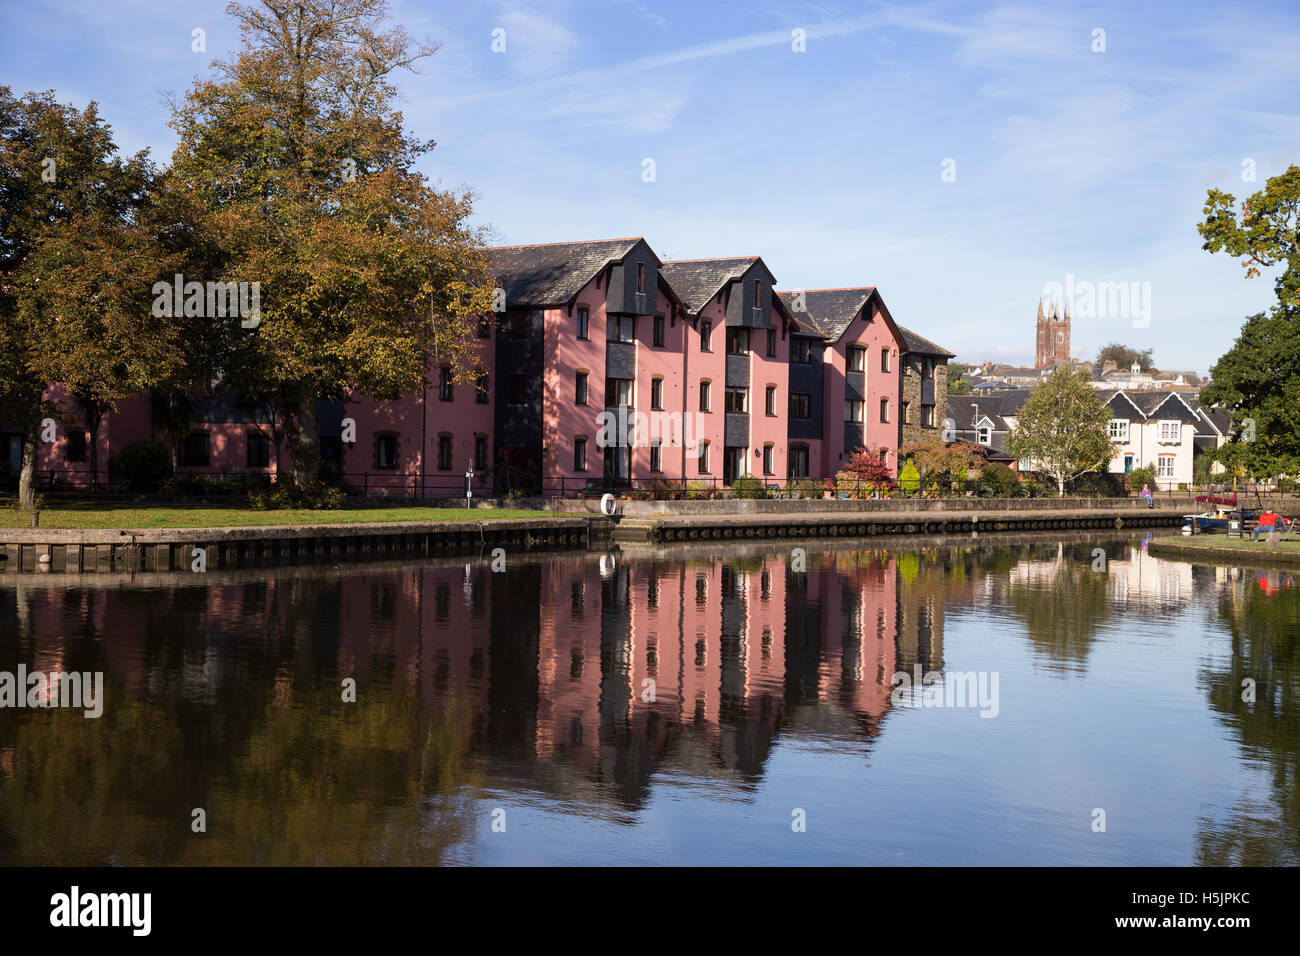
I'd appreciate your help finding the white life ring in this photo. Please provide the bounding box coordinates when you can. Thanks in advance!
[600,493,617,516]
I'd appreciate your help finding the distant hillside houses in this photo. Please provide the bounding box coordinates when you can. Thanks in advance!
[946,387,1230,489]
[960,358,1206,394]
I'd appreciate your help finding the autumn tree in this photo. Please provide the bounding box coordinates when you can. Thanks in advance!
[1005,367,1115,496]
[0,87,178,508]
[1198,165,1300,478]
[901,435,981,490]
[167,0,494,486]
[834,446,896,497]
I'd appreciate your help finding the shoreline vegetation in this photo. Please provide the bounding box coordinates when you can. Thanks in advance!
[1149,534,1300,569]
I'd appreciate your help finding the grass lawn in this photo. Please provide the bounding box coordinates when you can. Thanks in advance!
[0,504,554,530]
[1151,533,1300,554]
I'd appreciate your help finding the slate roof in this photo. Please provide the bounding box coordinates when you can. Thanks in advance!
[1154,370,1202,384]
[1194,404,1232,436]
[896,325,955,358]
[1127,390,1198,420]
[1095,389,1200,421]
[776,288,876,342]
[484,237,646,307]
[659,257,763,313]
[946,390,1030,429]
[943,395,1022,457]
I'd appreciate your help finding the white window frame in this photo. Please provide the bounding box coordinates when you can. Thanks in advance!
[1107,419,1129,442]
[1158,420,1180,443]
[978,426,991,445]
[1156,455,1176,478]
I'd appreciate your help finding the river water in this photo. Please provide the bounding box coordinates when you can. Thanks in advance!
[0,534,1295,865]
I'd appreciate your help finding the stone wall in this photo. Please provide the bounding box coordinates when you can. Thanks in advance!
[899,354,948,450]
[553,496,1248,517]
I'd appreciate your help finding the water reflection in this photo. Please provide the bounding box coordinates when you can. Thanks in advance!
[0,537,1295,865]
[1197,568,1300,865]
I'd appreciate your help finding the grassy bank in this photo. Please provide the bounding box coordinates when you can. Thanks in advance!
[0,504,553,530]
[1148,533,1300,568]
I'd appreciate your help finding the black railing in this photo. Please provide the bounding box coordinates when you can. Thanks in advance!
[4,467,1299,504]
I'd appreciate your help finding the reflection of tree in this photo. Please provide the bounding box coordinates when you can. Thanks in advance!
[0,688,479,865]
[1005,558,1111,672]
[1196,583,1300,865]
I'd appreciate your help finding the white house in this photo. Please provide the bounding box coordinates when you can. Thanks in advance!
[1099,390,1200,489]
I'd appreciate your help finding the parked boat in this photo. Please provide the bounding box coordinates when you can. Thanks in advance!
[1181,495,1254,535]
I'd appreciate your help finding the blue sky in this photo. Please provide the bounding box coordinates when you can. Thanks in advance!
[3,0,1298,373]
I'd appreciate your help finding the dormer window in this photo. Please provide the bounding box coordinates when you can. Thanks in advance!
[978,426,991,445]
[1107,419,1129,442]
[1158,420,1180,443]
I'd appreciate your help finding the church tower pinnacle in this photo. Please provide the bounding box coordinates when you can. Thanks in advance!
[1034,296,1072,369]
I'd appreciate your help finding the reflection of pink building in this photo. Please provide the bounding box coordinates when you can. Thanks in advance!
[4,546,911,811]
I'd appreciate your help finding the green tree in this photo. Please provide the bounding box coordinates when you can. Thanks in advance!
[1129,462,1156,491]
[1199,164,1300,309]
[1198,165,1300,478]
[980,462,1021,497]
[898,458,921,493]
[1095,342,1154,371]
[1006,367,1115,496]
[946,363,972,395]
[0,87,178,508]
[167,0,494,486]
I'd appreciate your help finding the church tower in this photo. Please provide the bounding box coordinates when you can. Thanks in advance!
[1034,298,1071,368]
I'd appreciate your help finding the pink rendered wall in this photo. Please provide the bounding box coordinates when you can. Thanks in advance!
[865,299,905,470]
[823,300,902,476]
[342,338,494,496]
[341,392,422,492]
[35,387,154,477]
[631,302,688,480]
[426,338,494,493]
[747,320,790,482]
[544,278,608,486]
[683,297,727,483]
[174,422,288,477]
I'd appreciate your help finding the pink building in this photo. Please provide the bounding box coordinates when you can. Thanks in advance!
[2,238,949,495]
[777,287,906,477]
[659,256,800,485]
[484,237,690,493]
[337,329,496,496]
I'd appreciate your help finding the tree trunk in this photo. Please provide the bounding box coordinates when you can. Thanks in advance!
[288,399,320,487]
[17,404,40,511]
[1058,475,1066,496]
[85,403,103,492]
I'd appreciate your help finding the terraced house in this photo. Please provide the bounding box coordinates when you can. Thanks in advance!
[9,234,954,496]
[659,256,795,486]
[776,288,907,478]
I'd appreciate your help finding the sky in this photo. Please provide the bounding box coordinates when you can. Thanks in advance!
[3,0,1298,374]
